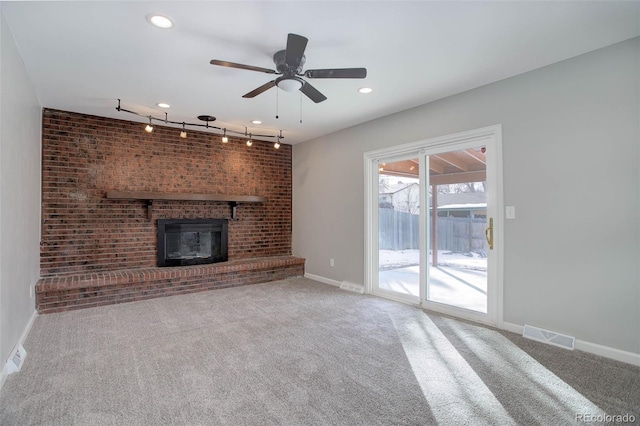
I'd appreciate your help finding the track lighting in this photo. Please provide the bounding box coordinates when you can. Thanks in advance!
[116,99,285,148]
[144,116,153,133]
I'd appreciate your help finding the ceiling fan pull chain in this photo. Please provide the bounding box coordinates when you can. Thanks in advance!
[300,91,303,124]
[276,87,279,119]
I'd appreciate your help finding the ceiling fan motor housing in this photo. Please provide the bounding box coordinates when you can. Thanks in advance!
[273,50,305,75]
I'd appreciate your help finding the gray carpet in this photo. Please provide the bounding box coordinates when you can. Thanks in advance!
[1,277,638,425]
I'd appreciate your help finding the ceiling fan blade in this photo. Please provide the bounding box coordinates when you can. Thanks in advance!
[304,68,367,79]
[284,33,308,69]
[242,80,277,98]
[210,60,277,74]
[300,81,327,103]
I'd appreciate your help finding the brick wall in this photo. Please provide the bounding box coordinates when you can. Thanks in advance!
[41,109,292,276]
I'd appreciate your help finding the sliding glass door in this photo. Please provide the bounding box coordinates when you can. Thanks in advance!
[424,146,489,315]
[366,126,502,324]
[376,155,422,304]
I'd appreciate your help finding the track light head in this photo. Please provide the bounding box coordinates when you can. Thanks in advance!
[144,116,153,133]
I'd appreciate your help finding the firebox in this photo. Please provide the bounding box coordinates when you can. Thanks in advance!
[157,219,228,267]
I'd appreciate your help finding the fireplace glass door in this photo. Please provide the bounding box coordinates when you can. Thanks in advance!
[157,219,228,267]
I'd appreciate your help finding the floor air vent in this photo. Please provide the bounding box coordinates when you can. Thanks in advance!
[5,344,27,374]
[523,325,575,350]
[339,281,364,294]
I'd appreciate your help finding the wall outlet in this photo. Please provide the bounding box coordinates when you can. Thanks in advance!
[330,258,335,267]
[506,206,516,219]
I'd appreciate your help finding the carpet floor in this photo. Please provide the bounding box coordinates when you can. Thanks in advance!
[1,277,638,425]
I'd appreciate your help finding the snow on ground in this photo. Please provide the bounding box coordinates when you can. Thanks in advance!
[378,249,488,312]
[379,249,487,271]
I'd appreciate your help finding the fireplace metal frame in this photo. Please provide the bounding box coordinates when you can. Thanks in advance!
[157,218,228,267]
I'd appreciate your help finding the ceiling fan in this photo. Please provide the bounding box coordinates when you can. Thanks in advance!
[210,33,367,103]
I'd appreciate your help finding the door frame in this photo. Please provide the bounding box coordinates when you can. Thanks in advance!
[364,125,504,326]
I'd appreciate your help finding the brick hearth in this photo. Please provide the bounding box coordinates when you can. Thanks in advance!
[36,256,304,313]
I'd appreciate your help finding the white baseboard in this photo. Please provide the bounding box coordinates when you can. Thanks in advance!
[304,273,341,287]
[573,339,640,366]
[304,274,365,295]
[0,310,38,390]
[501,321,640,367]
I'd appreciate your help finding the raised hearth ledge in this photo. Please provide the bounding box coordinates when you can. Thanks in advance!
[36,256,304,314]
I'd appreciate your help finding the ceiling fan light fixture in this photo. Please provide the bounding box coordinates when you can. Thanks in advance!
[277,78,303,93]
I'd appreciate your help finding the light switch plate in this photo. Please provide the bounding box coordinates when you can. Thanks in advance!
[506,206,516,219]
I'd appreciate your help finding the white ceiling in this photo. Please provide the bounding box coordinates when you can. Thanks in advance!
[3,1,639,145]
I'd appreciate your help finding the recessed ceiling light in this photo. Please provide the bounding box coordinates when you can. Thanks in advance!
[156,102,171,109]
[358,87,373,94]
[251,120,262,125]
[147,14,173,29]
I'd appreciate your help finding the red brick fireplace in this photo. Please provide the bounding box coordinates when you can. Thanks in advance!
[36,109,303,313]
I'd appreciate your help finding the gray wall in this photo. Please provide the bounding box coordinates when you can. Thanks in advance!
[293,38,640,354]
[0,9,42,367]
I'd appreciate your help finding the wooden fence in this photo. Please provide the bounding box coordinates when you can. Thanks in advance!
[378,208,488,253]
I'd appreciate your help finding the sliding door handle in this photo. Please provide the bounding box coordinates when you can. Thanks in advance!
[485,217,494,250]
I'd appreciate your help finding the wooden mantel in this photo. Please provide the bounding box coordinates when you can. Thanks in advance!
[105,190,266,203]
[104,190,267,219]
